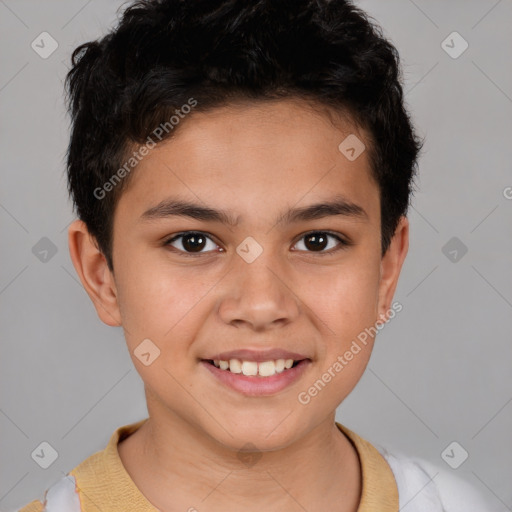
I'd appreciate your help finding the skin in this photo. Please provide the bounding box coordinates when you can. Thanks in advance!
[68,98,409,512]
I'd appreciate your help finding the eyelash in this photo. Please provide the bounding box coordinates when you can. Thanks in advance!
[162,231,351,257]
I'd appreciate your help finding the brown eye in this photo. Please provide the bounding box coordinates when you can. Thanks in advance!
[292,231,348,254]
[304,233,329,251]
[164,232,219,254]
[163,230,349,257]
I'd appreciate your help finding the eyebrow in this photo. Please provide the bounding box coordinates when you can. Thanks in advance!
[140,194,368,226]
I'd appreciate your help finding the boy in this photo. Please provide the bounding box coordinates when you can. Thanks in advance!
[19,0,499,510]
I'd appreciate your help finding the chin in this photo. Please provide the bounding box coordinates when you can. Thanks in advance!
[208,416,303,453]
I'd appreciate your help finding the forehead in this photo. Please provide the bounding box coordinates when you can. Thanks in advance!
[115,99,379,226]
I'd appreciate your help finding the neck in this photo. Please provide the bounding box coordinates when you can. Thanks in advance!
[118,401,361,512]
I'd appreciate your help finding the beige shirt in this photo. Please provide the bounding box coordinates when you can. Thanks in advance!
[19,419,398,511]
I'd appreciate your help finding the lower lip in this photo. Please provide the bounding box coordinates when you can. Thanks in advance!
[201,360,311,396]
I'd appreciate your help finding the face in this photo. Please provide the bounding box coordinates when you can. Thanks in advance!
[69,98,408,452]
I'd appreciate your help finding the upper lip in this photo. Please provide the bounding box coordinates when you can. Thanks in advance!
[203,349,310,363]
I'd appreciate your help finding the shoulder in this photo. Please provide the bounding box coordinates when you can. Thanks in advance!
[378,446,505,512]
[17,420,149,512]
[17,474,81,512]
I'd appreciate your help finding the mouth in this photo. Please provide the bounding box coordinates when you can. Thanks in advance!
[200,357,312,396]
[202,358,306,377]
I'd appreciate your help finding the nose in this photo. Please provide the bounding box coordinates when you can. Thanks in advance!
[217,252,300,332]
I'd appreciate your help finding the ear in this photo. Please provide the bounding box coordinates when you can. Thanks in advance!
[68,219,122,327]
[376,216,409,323]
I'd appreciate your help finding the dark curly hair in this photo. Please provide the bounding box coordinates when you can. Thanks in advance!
[65,0,424,272]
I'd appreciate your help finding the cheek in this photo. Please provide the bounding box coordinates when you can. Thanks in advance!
[297,265,379,410]
[115,263,209,388]
[114,255,210,345]
[303,258,380,339]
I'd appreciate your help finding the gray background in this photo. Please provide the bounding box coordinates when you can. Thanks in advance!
[1,0,511,510]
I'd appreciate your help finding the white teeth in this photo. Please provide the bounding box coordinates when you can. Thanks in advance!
[211,358,302,377]
[241,361,258,376]
[229,358,242,374]
[258,360,276,377]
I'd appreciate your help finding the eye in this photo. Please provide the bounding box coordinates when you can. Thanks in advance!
[163,230,350,257]
[163,232,221,255]
[292,231,350,255]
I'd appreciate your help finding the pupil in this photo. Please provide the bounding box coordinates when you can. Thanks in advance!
[183,233,205,252]
[304,233,327,251]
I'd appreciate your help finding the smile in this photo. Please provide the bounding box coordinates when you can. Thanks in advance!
[208,358,300,377]
[201,358,311,396]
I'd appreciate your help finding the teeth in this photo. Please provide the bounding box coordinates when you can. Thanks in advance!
[229,358,242,374]
[275,359,285,373]
[258,360,276,377]
[241,361,258,376]
[211,358,301,377]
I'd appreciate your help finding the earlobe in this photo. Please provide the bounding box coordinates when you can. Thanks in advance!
[67,219,122,327]
[376,216,409,322]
